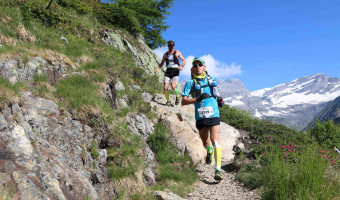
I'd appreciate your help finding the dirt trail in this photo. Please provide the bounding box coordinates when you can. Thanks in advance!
[185,122,260,200]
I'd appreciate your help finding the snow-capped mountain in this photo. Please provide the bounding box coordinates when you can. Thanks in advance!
[222,74,340,129]
[217,79,250,98]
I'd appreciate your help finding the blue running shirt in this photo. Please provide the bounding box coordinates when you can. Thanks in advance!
[182,75,220,121]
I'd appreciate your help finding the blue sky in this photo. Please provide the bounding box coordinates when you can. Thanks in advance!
[154,0,340,91]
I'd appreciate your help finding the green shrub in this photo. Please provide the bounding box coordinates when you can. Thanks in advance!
[57,0,94,15]
[90,140,99,159]
[20,0,66,27]
[308,120,340,149]
[236,164,263,189]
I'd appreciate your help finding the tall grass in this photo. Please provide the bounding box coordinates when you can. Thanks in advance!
[107,122,143,179]
[220,105,339,199]
[147,123,199,197]
[56,74,113,119]
[0,77,26,108]
[262,145,339,200]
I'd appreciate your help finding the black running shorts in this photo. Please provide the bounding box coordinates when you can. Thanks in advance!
[196,117,220,130]
[164,68,179,79]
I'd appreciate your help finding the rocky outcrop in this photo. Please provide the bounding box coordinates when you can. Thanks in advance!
[0,56,71,85]
[0,92,114,199]
[149,94,240,165]
[128,113,156,185]
[99,29,164,82]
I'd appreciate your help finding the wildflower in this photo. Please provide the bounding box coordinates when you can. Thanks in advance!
[267,135,272,139]
[263,152,266,155]
[284,153,288,156]
[319,151,326,154]
[331,161,336,164]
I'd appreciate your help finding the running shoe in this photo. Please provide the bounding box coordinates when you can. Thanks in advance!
[206,151,213,165]
[214,170,223,181]
[166,101,171,106]
[175,96,180,105]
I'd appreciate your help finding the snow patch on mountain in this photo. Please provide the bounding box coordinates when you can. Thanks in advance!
[221,74,340,129]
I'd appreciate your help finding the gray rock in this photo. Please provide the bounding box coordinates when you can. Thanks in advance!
[100,29,126,51]
[118,98,128,108]
[7,125,34,157]
[98,149,107,165]
[141,92,153,102]
[128,113,154,140]
[153,189,184,200]
[143,145,156,185]
[237,142,245,151]
[132,84,142,91]
[0,43,3,48]
[115,81,125,91]
[0,113,8,131]
[60,36,69,44]
[100,29,164,82]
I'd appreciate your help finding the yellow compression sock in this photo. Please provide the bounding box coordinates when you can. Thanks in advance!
[214,146,222,171]
[164,91,170,101]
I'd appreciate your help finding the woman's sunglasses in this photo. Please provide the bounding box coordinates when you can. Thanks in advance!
[193,63,204,68]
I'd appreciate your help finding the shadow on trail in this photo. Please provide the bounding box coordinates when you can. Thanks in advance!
[201,179,220,185]
[222,163,239,173]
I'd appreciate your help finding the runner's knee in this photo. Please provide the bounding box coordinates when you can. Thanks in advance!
[212,140,221,148]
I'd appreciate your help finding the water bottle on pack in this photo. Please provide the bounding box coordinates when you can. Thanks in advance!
[194,84,201,98]
[209,79,220,97]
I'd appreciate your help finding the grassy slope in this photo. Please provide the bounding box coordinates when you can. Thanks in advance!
[0,1,198,199]
[220,105,339,200]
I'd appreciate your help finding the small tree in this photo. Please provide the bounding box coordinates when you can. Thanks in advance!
[105,0,174,49]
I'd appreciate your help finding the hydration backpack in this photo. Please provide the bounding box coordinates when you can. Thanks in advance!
[190,74,220,98]
[165,50,180,66]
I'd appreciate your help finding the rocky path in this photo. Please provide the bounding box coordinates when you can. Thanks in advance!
[150,94,260,200]
[185,122,260,200]
[185,163,260,200]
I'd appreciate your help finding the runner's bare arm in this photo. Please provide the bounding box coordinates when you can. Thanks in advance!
[181,95,197,105]
[177,51,186,67]
[155,54,166,74]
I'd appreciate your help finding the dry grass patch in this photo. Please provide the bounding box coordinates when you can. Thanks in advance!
[0,34,16,46]
[16,24,36,43]
[0,85,19,109]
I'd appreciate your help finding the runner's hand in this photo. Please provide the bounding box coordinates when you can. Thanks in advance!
[179,66,183,71]
[196,93,210,102]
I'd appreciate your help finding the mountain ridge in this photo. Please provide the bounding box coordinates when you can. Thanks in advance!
[221,73,340,129]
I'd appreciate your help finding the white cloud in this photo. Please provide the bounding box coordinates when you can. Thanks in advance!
[182,54,242,78]
[153,49,241,79]
[153,47,167,59]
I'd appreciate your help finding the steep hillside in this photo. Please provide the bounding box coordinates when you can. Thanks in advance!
[308,95,340,128]
[0,1,206,199]
[223,74,340,129]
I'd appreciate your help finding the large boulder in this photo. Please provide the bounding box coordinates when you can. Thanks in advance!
[99,29,164,82]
